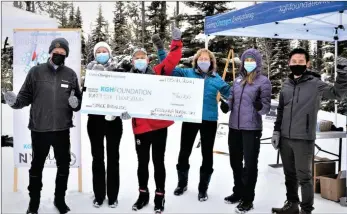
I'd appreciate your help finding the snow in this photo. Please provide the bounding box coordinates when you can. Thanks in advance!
[1,102,346,213]
[323,52,334,60]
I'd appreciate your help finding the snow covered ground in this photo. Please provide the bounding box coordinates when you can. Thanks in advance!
[1,104,346,213]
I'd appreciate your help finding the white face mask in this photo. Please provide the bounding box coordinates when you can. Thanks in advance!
[197,61,211,72]
[134,59,148,72]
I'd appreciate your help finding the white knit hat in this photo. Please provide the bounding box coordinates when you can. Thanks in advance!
[93,42,112,57]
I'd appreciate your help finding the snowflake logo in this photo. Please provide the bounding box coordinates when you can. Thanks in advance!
[21,50,50,74]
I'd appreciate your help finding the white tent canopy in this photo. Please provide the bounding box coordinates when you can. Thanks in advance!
[1,3,58,46]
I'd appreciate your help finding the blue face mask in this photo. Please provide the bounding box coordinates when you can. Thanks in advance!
[134,59,148,72]
[96,53,110,64]
[244,61,257,73]
[197,61,211,72]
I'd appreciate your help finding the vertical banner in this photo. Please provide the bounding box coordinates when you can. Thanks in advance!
[13,29,81,168]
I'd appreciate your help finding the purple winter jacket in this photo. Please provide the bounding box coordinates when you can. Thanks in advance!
[228,48,272,130]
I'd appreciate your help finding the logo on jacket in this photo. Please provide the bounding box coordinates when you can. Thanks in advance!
[136,139,141,145]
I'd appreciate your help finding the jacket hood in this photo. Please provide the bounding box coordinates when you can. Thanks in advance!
[240,48,262,76]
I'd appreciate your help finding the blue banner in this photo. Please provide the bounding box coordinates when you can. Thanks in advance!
[205,1,347,35]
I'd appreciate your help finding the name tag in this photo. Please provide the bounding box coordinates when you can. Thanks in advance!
[61,84,69,88]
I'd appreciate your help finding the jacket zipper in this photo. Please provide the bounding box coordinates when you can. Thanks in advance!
[238,84,246,129]
[297,87,300,103]
[288,84,296,138]
[306,114,309,133]
[53,71,57,130]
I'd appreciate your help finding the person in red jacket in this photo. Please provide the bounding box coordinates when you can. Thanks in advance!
[122,27,182,214]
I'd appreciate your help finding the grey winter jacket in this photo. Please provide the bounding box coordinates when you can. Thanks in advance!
[12,60,82,132]
[274,70,347,140]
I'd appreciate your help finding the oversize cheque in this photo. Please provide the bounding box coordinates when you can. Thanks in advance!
[81,70,204,123]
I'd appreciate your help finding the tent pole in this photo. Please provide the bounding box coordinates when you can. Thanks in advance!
[205,35,209,49]
[334,40,338,125]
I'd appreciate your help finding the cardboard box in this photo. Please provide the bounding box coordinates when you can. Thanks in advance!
[313,157,336,193]
[320,171,346,202]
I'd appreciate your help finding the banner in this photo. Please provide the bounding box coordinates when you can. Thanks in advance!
[81,70,204,123]
[13,29,81,168]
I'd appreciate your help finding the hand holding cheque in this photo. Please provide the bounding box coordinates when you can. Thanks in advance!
[81,70,204,123]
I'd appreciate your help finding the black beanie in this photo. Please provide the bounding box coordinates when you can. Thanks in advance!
[49,38,69,57]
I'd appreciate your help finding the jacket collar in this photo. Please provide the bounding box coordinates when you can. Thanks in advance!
[47,58,64,72]
[130,66,155,75]
[288,70,320,84]
[194,69,216,77]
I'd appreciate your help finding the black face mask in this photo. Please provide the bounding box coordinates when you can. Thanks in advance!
[290,65,306,76]
[51,53,66,66]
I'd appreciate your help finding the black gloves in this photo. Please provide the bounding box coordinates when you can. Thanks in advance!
[220,99,229,113]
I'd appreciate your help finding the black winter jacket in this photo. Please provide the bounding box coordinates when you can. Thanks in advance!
[12,60,82,132]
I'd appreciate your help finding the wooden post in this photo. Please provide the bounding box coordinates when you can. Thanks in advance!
[78,167,82,192]
[13,167,18,192]
[231,49,235,81]
[216,49,233,101]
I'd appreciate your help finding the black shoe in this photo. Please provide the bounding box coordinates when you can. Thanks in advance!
[235,201,254,214]
[300,210,311,214]
[224,194,241,204]
[26,198,40,214]
[198,191,208,202]
[108,199,118,208]
[93,198,104,208]
[173,169,189,196]
[26,209,38,214]
[154,192,165,214]
[54,198,70,214]
[132,189,149,211]
[272,201,299,214]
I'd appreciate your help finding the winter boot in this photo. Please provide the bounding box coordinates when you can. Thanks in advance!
[173,169,189,196]
[235,201,254,214]
[108,199,118,208]
[132,189,150,211]
[93,198,104,208]
[54,197,71,214]
[224,194,242,204]
[198,170,212,202]
[26,198,40,214]
[272,201,299,214]
[299,210,311,214]
[154,191,165,214]
[27,175,42,214]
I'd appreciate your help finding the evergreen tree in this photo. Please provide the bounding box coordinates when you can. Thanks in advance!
[1,47,13,91]
[126,2,141,47]
[113,2,130,55]
[86,4,110,63]
[54,2,70,27]
[270,39,291,99]
[75,6,86,64]
[298,40,310,51]
[68,3,75,28]
[147,2,169,42]
[257,38,276,78]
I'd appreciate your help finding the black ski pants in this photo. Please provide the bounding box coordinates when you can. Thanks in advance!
[176,121,218,174]
[135,128,167,193]
[87,115,123,202]
[228,128,262,203]
[28,130,71,200]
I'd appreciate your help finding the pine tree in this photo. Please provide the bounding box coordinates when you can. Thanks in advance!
[270,39,291,99]
[68,3,75,28]
[54,2,70,27]
[1,47,13,91]
[298,40,310,51]
[126,2,141,47]
[86,4,109,63]
[257,38,276,78]
[113,2,130,55]
[74,6,86,64]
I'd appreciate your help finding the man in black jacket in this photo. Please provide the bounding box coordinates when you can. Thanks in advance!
[3,38,82,214]
[271,48,347,214]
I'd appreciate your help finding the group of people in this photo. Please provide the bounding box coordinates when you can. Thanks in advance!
[3,26,347,214]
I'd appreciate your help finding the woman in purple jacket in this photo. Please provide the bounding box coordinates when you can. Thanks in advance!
[220,48,272,214]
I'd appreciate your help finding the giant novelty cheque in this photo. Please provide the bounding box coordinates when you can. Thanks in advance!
[81,70,204,123]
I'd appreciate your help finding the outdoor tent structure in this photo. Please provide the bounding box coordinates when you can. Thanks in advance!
[1,3,58,46]
[204,1,347,124]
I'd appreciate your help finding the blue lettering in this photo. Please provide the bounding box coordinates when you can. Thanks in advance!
[100,86,115,92]
[23,144,32,149]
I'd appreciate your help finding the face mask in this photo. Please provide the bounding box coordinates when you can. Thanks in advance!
[290,65,307,76]
[51,53,66,66]
[134,59,148,72]
[96,53,110,64]
[197,61,211,72]
[244,61,257,73]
